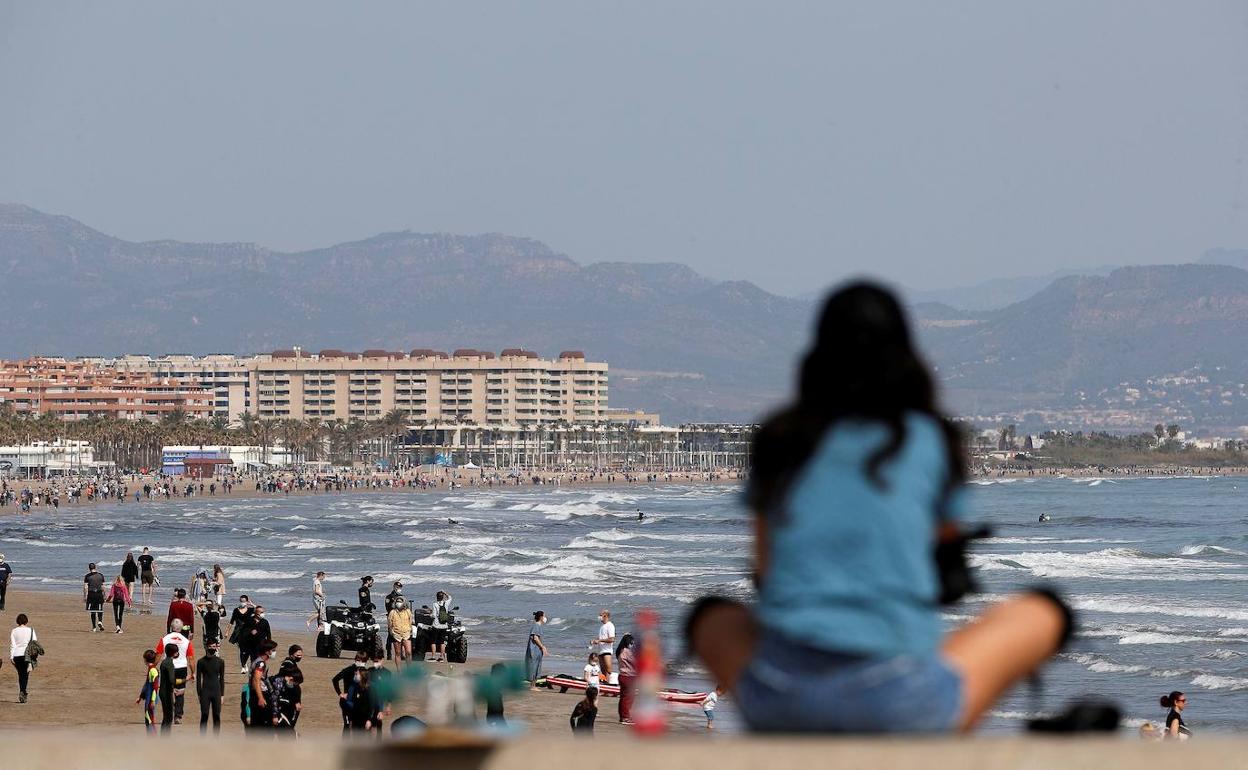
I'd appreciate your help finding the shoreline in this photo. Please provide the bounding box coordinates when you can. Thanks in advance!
[1,468,744,516]
[972,465,1248,479]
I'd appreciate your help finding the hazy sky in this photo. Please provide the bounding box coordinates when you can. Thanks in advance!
[3,2,1248,296]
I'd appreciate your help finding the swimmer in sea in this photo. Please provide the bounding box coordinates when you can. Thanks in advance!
[637,510,645,521]
[447,518,459,525]
[1038,513,1051,523]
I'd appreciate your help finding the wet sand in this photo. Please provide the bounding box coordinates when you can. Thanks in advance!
[0,588,706,736]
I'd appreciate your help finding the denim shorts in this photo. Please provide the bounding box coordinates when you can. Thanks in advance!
[736,632,963,733]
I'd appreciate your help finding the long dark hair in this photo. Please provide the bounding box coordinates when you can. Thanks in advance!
[746,281,965,515]
[615,633,635,658]
[1160,691,1184,709]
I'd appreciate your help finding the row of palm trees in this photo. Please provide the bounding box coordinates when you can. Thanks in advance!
[0,404,754,471]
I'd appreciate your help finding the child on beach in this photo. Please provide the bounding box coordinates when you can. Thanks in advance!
[583,652,602,687]
[136,649,159,734]
[702,686,723,730]
[570,688,598,735]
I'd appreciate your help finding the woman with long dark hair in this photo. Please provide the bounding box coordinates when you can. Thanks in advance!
[686,282,1072,733]
[615,633,638,724]
[1160,691,1191,740]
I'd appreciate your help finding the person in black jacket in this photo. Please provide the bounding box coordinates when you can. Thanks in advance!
[196,642,227,733]
[120,553,139,603]
[358,576,375,612]
[228,595,255,672]
[332,652,370,732]
[244,606,272,667]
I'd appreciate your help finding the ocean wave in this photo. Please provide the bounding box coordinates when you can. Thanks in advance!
[972,548,1248,582]
[231,569,305,580]
[1073,595,1248,622]
[1180,544,1248,557]
[411,556,458,567]
[1191,674,1248,691]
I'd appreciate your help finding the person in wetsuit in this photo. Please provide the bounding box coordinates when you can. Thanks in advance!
[196,641,226,733]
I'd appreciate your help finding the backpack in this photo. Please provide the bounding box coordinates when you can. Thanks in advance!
[437,603,450,625]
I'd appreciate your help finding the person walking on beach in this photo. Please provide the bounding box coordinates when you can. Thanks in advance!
[211,564,226,610]
[592,609,616,679]
[228,594,255,672]
[305,571,326,629]
[156,620,194,725]
[702,686,724,730]
[136,649,160,734]
[196,641,226,733]
[0,554,12,612]
[686,283,1073,734]
[106,574,132,634]
[9,613,36,703]
[247,640,278,731]
[247,605,272,660]
[138,548,157,611]
[569,688,598,735]
[427,590,453,663]
[83,562,106,632]
[121,553,139,605]
[525,611,548,685]
[616,633,637,723]
[1161,691,1192,740]
[167,588,196,639]
[158,643,179,733]
[198,598,223,646]
[332,652,370,732]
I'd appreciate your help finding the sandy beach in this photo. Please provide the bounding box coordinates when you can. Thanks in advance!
[0,588,709,736]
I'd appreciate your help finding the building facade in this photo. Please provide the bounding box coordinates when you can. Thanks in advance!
[250,348,608,424]
[38,348,613,426]
[0,359,213,421]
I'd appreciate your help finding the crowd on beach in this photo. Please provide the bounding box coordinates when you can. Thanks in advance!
[0,466,742,515]
[1,547,724,737]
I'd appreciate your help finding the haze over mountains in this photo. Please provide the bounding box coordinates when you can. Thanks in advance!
[4,203,1248,433]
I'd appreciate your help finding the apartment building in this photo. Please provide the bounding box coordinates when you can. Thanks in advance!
[251,348,609,424]
[0,358,213,421]
[98,354,251,422]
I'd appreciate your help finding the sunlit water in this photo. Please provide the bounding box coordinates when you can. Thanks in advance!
[3,476,1247,734]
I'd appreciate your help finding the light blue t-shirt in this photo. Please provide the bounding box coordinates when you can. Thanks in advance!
[756,413,964,658]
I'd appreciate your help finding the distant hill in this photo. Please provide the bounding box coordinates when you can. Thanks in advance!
[0,204,811,423]
[917,265,1248,433]
[6,203,1248,432]
[905,266,1121,312]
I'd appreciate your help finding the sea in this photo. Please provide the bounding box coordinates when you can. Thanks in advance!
[3,475,1248,734]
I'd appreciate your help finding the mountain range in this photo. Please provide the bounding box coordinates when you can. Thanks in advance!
[0,204,809,423]
[4,203,1248,433]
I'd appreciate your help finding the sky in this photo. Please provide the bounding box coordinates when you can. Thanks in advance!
[2,2,1248,297]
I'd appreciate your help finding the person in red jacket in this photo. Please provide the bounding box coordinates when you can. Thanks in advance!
[167,588,196,639]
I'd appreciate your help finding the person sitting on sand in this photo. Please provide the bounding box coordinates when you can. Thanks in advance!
[685,283,1073,733]
[569,688,598,735]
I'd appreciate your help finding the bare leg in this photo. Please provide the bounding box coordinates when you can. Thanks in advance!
[941,592,1066,731]
[687,599,757,691]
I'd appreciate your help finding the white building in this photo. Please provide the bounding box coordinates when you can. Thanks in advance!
[0,440,109,477]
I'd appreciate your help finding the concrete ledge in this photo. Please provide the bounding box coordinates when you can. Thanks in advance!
[0,733,1202,770]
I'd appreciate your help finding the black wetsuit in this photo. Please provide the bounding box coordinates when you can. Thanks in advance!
[158,657,177,732]
[196,654,226,732]
[332,664,362,731]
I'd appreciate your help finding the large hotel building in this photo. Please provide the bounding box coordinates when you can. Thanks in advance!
[9,348,616,425]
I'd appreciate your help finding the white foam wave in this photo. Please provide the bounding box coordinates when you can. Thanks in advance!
[231,569,305,580]
[1180,544,1248,557]
[412,556,458,567]
[972,548,1248,582]
[1073,595,1248,622]
[1192,674,1248,691]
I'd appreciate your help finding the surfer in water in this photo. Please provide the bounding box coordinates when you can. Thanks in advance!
[1038,513,1052,523]
[637,510,645,521]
